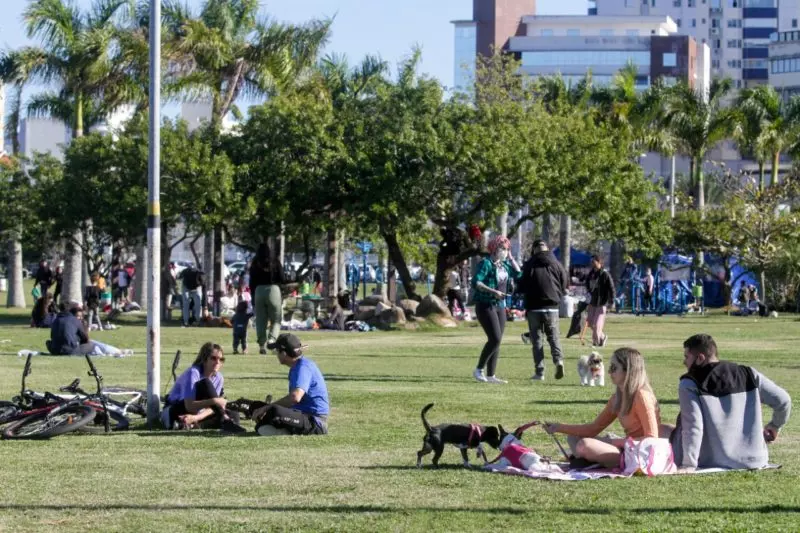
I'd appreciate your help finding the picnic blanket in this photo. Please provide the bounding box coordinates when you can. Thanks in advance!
[484,463,781,481]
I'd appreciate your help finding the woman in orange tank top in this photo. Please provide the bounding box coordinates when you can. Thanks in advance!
[545,347,669,467]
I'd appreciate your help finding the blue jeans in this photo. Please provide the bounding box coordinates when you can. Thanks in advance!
[526,311,563,375]
[182,289,202,325]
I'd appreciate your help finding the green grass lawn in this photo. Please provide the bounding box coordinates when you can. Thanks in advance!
[0,305,798,532]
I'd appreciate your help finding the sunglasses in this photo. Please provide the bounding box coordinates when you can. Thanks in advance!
[210,356,226,363]
[609,362,625,373]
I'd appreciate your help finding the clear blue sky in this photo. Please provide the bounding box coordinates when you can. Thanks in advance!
[2,0,586,90]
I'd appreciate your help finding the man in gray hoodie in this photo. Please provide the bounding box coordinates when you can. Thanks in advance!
[670,334,791,471]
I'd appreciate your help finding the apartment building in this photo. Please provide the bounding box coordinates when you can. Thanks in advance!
[590,0,777,90]
[769,29,800,101]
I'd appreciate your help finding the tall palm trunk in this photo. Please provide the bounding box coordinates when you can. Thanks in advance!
[695,156,705,267]
[62,91,86,304]
[325,228,337,299]
[6,229,26,308]
[771,151,780,187]
[62,233,84,304]
[758,161,765,193]
[212,226,224,315]
[559,215,571,273]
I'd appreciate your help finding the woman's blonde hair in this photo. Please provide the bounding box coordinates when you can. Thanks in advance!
[611,347,655,415]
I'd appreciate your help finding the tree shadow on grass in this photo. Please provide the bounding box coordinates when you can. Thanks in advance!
[0,503,530,514]
[527,399,679,406]
[131,431,261,438]
[562,505,800,514]
[360,464,475,472]
[0,315,39,327]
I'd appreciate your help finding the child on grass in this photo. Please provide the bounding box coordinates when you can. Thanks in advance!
[232,301,252,354]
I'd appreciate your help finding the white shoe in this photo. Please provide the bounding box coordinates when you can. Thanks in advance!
[473,369,488,382]
[486,376,507,384]
[531,373,545,381]
[600,334,608,347]
[257,425,291,437]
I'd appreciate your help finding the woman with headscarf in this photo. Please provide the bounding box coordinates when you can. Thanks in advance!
[249,243,286,354]
[470,235,521,384]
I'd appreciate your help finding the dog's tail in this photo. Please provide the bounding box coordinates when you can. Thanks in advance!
[421,403,434,433]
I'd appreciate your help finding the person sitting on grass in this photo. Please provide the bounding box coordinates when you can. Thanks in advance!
[46,302,132,356]
[544,347,668,468]
[665,334,791,472]
[250,334,329,436]
[162,342,245,434]
[31,293,57,328]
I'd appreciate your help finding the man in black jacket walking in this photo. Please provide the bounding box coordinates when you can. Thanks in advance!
[519,240,569,381]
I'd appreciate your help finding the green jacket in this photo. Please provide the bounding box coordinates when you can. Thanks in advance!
[471,257,521,307]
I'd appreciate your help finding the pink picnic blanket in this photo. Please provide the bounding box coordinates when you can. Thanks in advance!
[484,463,781,481]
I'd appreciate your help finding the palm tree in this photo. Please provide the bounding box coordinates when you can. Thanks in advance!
[0,49,47,308]
[20,0,135,303]
[163,0,330,308]
[735,86,800,191]
[662,78,738,216]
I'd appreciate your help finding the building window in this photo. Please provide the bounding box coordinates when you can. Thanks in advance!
[727,39,742,47]
[521,50,651,67]
[651,0,656,6]
[702,18,706,24]
[626,29,640,36]
[692,19,697,27]
[712,19,719,28]
[688,0,696,5]
[677,19,682,27]
[712,59,720,68]
[663,52,678,66]
[673,0,681,5]
[714,39,721,48]
[541,29,554,36]
[794,19,798,28]
[736,80,742,88]
[727,19,741,28]
[566,29,580,36]
[600,29,614,36]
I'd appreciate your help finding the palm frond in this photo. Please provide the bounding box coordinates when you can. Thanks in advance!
[24,0,81,50]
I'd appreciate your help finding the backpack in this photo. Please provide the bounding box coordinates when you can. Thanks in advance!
[620,437,677,476]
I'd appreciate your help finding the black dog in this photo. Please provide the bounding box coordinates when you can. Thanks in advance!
[416,403,502,468]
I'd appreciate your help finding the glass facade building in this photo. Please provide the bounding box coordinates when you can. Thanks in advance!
[453,23,477,93]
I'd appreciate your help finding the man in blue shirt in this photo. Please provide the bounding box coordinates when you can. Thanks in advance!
[251,334,329,436]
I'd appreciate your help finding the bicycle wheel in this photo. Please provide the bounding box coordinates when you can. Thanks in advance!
[2,404,96,440]
[78,406,130,433]
[0,401,22,425]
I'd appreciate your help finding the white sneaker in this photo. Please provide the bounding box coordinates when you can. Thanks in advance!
[473,368,488,382]
[486,376,507,384]
[600,334,609,347]
[531,373,545,381]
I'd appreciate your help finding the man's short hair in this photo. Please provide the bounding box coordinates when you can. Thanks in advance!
[683,334,718,360]
[591,254,603,265]
[532,239,548,251]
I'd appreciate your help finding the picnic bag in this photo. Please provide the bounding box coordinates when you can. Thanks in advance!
[620,437,677,476]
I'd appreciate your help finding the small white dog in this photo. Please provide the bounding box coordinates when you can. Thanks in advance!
[577,352,605,387]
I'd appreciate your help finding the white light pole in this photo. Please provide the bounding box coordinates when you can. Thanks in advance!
[146,0,162,427]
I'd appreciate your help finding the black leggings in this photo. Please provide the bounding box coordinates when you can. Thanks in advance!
[168,378,239,429]
[475,302,506,376]
[447,289,465,315]
[252,402,327,435]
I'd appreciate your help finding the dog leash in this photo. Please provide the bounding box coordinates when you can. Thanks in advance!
[549,432,571,461]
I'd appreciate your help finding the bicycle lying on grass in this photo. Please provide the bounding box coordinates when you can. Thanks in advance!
[0,353,146,439]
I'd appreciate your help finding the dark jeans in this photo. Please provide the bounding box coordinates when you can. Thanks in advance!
[168,378,239,429]
[642,291,653,311]
[46,340,96,356]
[475,302,506,376]
[253,402,327,435]
[527,310,563,375]
[447,289,465,315]
[233,331,247,352]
